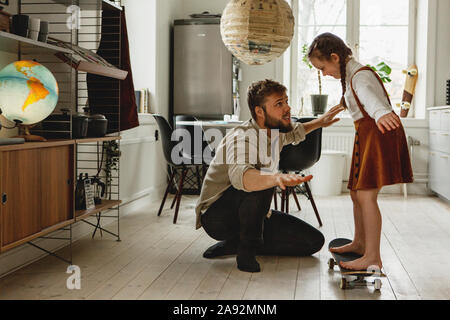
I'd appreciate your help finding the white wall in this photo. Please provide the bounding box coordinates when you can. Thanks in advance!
[123,0,157,111]
[119,0,184,207]
[414,0,450,116]
[434,0,450,107]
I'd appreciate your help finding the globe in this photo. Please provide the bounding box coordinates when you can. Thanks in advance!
[0,60,58,126]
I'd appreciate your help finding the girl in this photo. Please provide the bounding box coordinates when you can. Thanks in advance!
[307,33,413,271]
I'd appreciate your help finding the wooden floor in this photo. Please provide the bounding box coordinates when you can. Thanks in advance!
[0,193,449,300]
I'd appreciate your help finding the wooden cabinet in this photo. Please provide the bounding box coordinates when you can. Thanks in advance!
[428,107,450,201]
[0,142,75,252]
[40,145,74,229]
[0,149,41,248]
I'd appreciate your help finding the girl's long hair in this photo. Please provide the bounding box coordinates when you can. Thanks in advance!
[308,33,353,108]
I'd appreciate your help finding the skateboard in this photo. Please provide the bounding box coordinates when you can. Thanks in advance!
[397,64,418,118]
[328,238,385,290]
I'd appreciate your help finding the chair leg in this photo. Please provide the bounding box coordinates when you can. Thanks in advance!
[173,168,187,224]
[304,181,323,227]
[292,189,302,211]
[273,188,278,210]
[286,187,290,214]
[170,190,178,208]
[157,169,176,217]
[281,189,285,212]
[170,172,180,209]
[195,166,202,194]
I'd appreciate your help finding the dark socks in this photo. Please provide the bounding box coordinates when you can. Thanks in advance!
[236,244,260,273]
[203,239,238,259]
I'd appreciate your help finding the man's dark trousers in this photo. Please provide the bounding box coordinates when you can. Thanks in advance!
[200,186,325,256]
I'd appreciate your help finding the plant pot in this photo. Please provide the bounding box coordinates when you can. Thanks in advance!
[311,94,328,116]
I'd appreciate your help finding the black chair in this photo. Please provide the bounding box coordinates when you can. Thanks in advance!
[277,117,323,227]
[175,115,215,191]
[153,115,203,224]
[174,115,215,163]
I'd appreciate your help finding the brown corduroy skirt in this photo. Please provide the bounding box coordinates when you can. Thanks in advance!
[347,113,414,191]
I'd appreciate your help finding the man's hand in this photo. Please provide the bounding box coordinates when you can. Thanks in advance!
[275,173,313,190]
[376,112,401,134]
[319,104,345,128]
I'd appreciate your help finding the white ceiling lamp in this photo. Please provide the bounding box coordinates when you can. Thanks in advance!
[220,0,295,65]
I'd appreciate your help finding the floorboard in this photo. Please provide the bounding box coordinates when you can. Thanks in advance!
[0,193,449,300]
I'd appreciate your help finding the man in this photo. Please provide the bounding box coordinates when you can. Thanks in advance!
[195,79,344,272]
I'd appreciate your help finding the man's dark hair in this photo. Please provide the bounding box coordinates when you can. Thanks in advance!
[247,79,287,120]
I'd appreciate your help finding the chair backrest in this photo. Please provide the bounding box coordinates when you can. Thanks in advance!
[152,114,177,165]
[279,117,322,172]
[174,115,214,159]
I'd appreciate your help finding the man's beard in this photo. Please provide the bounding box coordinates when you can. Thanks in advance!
[263,110,294,133]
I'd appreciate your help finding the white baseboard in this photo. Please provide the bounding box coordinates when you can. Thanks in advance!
[0,185,165,279]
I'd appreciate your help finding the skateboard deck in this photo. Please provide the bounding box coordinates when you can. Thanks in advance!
[328,238,385,290]
[397,64,418,118]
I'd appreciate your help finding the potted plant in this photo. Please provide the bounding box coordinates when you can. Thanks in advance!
[367,61,392,84]
[302,44,328,116]
[103,140,121,200]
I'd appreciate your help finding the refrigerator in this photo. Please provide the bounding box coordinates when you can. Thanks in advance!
[173,18,233,119]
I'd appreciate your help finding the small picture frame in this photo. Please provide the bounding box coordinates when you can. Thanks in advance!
[83,179,96,210]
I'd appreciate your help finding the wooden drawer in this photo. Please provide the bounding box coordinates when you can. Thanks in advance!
[0,149,41,247]
[0,145,74,251]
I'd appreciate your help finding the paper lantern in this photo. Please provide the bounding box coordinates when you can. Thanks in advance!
[220,0,295,65]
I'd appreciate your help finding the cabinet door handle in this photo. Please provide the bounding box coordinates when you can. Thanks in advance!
[2,193,7,205]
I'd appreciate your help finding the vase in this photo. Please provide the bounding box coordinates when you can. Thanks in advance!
[311,94,328,116]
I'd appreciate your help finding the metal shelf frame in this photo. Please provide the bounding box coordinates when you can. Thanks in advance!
[15,0,124,263]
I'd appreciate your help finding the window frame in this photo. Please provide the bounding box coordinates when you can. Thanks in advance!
[288,0,417,116]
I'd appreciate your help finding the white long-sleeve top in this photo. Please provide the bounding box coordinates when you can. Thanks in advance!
[344,58,393,123]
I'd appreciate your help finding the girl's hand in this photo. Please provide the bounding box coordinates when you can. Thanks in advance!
[275,174,313,190]
[319,104,345,128]
[376,112,401,134]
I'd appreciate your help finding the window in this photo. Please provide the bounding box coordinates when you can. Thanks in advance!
[291,0,415,117]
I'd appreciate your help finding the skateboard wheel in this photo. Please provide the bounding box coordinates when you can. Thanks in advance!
[374,279,382,290]
[328,258,335,270]
[340,278,347,290]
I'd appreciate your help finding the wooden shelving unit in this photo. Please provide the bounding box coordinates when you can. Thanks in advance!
[0,30,73,54]
[53,0,123,11]
[0,0,125,265]
[75,200,122,221]
[75,136,122,144]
